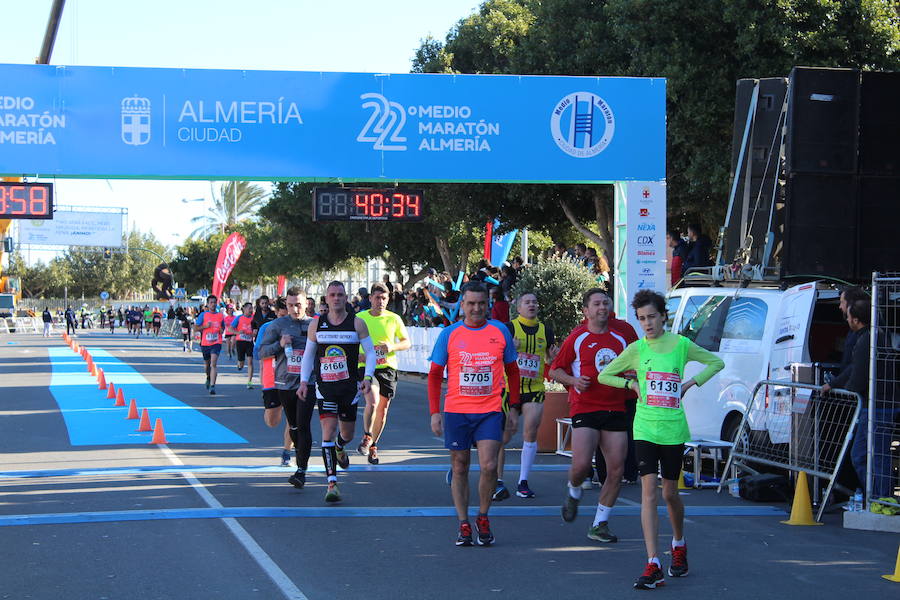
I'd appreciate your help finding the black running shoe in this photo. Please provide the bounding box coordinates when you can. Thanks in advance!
[456,521,474,546]
[475,515,494,546]
[367,445,379,465]
[288,469,306,489]
[516,480,535,498]
[209,386,216,396]
[668,545,688,577]
[491,481,510,501]
[634,562,665,590]
[561,492,580,522]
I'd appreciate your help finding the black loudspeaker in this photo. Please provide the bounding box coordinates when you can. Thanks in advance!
[781,173,857,279]
[857,177,900,276]
[786,67,859,174]
[859,71,900,176]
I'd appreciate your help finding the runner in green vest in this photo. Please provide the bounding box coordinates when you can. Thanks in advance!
[597,290,723,591]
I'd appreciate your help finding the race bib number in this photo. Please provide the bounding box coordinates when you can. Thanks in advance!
[375,346,388,366]
[238,332,253,342]
[204,330,220,343]
[286,348,304,374]
[181,327,189,335]
[517,352,540,379]
[645,371,682,409]
[459,367,493,396]
[320,355,349,381]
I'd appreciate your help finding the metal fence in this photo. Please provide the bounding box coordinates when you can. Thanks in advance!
[868,273,900,509]
[719,380,861,521]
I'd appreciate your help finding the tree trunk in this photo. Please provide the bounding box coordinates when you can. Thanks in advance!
[435,235,454,274]
[558,191,615,268]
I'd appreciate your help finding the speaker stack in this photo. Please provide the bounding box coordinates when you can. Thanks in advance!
[781,67,900,281]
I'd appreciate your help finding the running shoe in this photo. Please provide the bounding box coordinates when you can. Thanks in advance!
[209,386,216,396]
[205,377,210,390]
[335,446,350,469]
[474,515,494,546]
[587,521,618,543]
[634,562,665,590]
[561,492,580,522]
[357,434,373,456]
[456,521,474,546]
[516,480,535,498]
[247,380,254,390]
[668,545,688,577]
[281,450,291,467]
[325,481,341,503]
[288,468,306,489]
[492,481,510,501]
[367,445,379,465]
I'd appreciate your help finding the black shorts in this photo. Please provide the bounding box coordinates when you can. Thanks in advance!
[236,341,254,362]
[317,392,359,422]
[571,410,627,432]
[634,440,685,480]
[502,390,545,413]
[262,389,280,409]
[357,367,398,400]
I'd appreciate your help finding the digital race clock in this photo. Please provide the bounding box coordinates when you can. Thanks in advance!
[312,187,424,222]
[0,182,53,219]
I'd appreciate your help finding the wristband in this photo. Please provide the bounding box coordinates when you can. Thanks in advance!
[623,379,631,390]
[363,375,373,381]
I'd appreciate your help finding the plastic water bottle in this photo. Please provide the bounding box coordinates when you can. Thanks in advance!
[850,489,863,512]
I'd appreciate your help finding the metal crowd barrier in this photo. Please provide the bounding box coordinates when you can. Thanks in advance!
[718,380,861,521]
[0,317,45,334]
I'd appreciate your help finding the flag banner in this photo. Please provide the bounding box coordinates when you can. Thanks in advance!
[277,275,287,296]
[211,233,247,300]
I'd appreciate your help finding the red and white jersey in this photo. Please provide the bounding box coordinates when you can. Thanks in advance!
[551,328,630,415]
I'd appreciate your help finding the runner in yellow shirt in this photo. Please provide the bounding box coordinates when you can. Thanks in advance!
[355,282,411,464]
[597,290,723,590]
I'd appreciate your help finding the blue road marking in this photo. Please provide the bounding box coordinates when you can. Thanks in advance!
[0,463,569,480]
[0,504,787,527]
[47,347,246,445]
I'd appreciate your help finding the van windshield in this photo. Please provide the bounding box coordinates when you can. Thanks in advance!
[681,295,732,351]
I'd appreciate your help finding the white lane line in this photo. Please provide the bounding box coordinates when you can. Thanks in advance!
[158,445,308,600]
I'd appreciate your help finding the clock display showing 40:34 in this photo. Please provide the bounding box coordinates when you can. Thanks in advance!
[312,186,424,222]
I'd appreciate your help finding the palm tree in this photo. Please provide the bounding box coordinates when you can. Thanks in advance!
[189,181,268,238]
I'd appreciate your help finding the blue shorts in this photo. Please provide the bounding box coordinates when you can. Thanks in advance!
[201,344,222,359]
[443,411,504,450]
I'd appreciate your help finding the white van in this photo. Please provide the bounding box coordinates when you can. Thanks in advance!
[665,280,846,442]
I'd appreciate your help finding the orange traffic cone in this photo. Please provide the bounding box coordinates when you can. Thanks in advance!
[136,409,152,432]
[89,359,97,377]
[106,382,116,400]
[115,387,126,407]
[97,369,107,390]
[80,347,86,359]
[149,419,169,444]
[86,356,93,373]
[126,398,139,419]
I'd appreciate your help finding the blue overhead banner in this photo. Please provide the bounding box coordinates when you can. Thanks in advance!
[0,64,665,182]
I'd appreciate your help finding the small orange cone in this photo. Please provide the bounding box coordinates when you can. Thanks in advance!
[97,369,107,390]
[115,387,126,407]
[89,359,97,377]
[106,382,116,400]
[136,408,152,432]
[149,419,169,444]
[126,398,139,419]
[85,356,93,373]
[80,347,86,359]
[781,471,822,526]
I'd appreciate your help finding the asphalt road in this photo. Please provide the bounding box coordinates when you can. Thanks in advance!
[0,329,897,600]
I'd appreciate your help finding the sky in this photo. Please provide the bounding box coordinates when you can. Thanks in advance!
[2,0,479,260]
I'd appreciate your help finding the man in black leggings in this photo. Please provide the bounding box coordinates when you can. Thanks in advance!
[258,288,316,489]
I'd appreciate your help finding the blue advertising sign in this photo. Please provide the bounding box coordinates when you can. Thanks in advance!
[99,291,109,300]
[0,64,665,183]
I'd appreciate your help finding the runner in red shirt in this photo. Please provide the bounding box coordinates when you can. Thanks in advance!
[196,295,225,395]
[549,288,630,544]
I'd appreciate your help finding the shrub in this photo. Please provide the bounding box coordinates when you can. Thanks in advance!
[509,256,604,340]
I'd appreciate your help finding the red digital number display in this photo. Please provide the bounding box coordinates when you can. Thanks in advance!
[0,182,54,219]
[313,187,423,222]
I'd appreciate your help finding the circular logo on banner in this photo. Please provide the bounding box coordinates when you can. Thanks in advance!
[99,291,109,300]
[550,92,615,158]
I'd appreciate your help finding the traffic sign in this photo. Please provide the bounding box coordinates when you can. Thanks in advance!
[197,288,209,297]
[99,291,109,300]
[230,284,241,296]
[174,288,186,299]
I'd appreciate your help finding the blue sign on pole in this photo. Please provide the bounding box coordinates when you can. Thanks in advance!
[99,291,109,300]
[174,288,186,299]
[0,64,665,183]
[197,289,209,298]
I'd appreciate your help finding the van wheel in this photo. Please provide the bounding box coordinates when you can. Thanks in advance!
[721,414,743,445]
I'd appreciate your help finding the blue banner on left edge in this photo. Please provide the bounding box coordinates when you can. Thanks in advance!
[0,64,665,182]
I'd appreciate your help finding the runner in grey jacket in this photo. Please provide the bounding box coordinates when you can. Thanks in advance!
[258,287,316,489]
